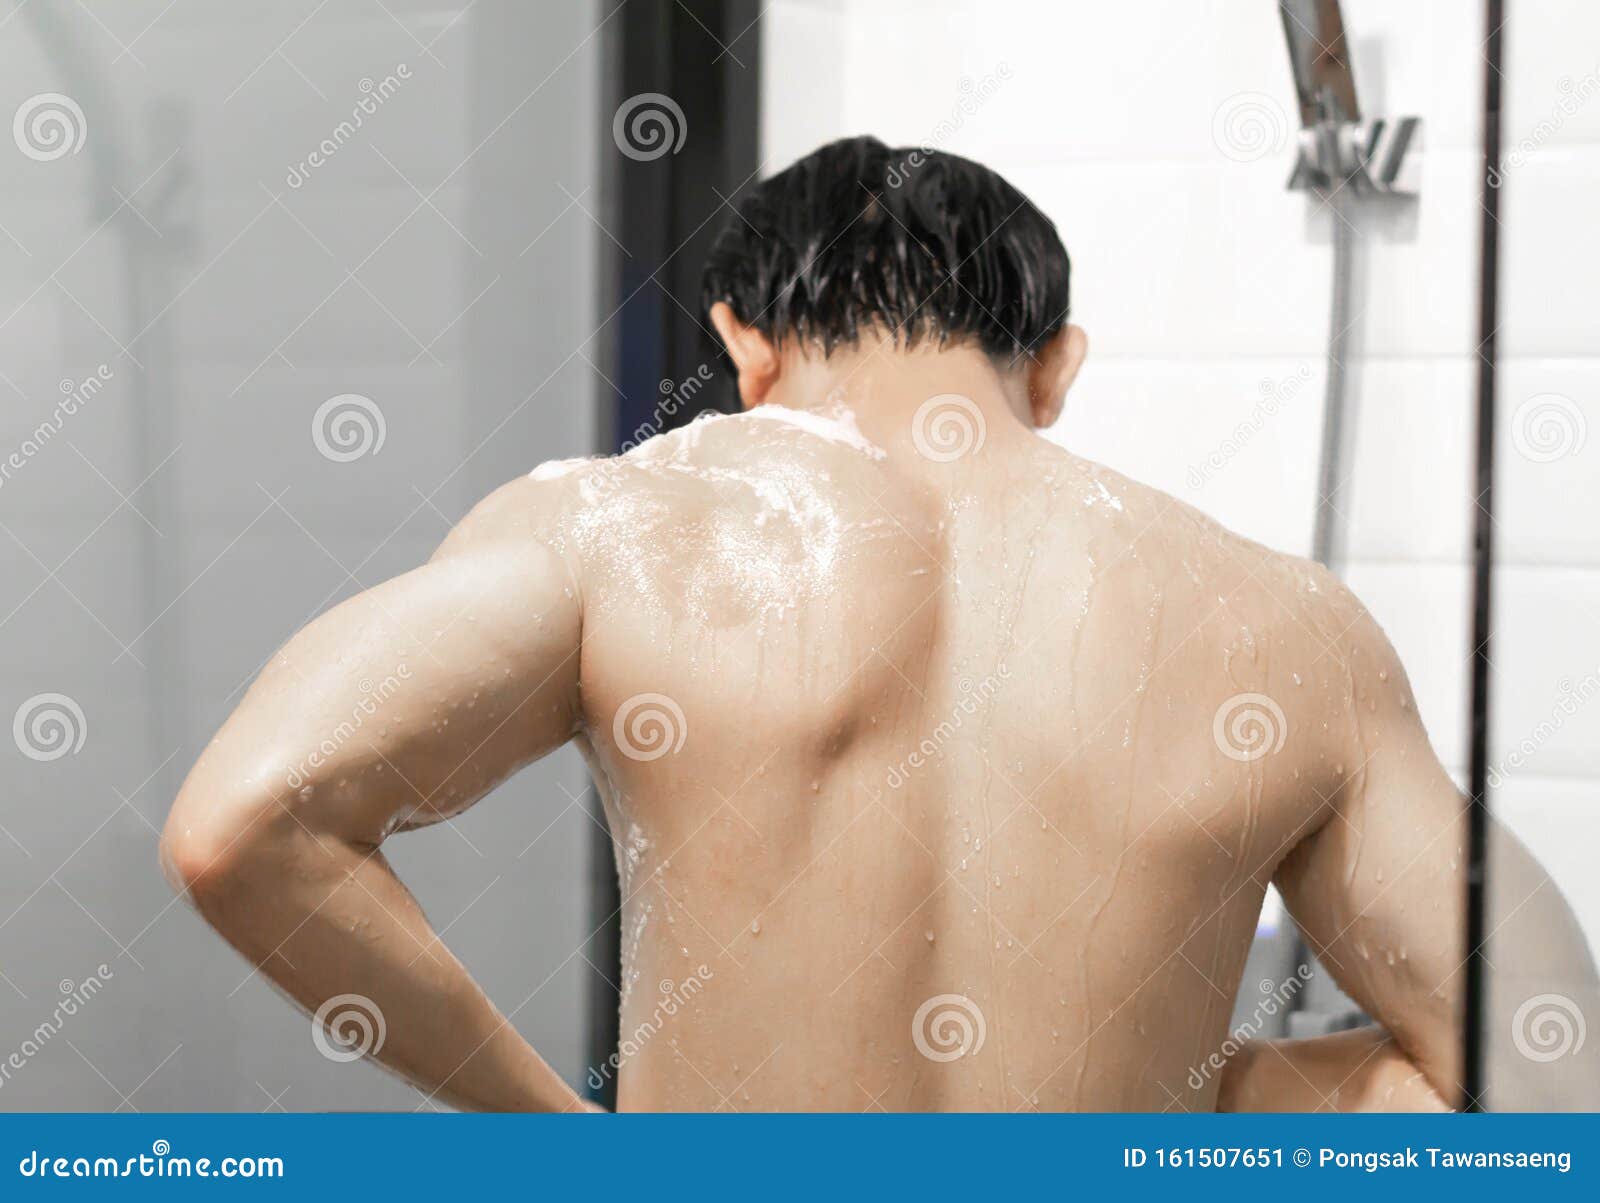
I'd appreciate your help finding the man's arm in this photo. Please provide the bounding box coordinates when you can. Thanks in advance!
[1217,1027,1448,1112]
[160,475,588,1112]
[1225,575,1599,1111]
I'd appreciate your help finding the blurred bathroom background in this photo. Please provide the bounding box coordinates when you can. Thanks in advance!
[1,0,1594,1110]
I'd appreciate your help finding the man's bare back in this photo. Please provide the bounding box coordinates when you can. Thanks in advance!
[478,340,1461,1110]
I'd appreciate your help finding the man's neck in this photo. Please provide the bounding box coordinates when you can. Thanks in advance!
[760,335,1036,458]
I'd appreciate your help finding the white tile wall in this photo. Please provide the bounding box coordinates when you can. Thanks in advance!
[761,0,1598,968]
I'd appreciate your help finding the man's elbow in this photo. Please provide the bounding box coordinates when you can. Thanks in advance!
[159,793,285,905]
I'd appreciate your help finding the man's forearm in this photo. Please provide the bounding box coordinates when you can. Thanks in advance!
[1217,1027,1450,1112]
[168,818,582,1113]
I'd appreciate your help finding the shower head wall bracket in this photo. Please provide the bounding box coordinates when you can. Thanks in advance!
[1286,115,1423,197]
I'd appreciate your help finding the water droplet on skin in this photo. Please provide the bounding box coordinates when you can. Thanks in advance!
[1379,669,1390,683]
[993,874,1002,889]
[974,837,983,852]
[924,929,935,943]
[1292,672,1303,686]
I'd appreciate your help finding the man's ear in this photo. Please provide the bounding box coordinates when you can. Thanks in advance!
[709,302,780,409]
[1027,323,1088,429]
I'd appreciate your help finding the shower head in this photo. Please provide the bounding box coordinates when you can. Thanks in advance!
[1278,0,1361,128]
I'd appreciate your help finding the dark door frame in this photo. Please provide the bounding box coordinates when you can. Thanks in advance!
[1463,0,1505,1112]
[586,0,762,1107]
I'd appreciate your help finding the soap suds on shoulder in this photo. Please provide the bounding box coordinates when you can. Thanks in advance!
[528,456,596,482]
[744,404,886,459]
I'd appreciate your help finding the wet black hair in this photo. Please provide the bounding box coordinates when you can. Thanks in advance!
[701,136,1070,367]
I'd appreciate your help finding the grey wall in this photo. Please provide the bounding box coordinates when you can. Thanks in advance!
[1,0,602,1111]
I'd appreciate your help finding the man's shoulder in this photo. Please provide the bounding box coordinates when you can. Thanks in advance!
[1065,454,1361,628]
[453,410,902,559]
